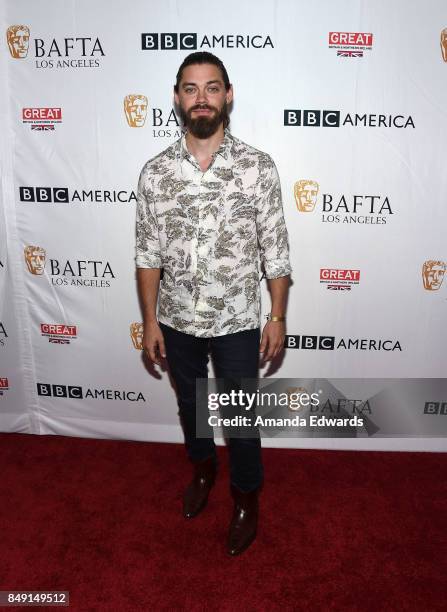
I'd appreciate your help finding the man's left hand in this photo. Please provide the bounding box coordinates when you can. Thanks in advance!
[259,321,285,361]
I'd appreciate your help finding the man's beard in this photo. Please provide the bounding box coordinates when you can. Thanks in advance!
[179,101,228,139]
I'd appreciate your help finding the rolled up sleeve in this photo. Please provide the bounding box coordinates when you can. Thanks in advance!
[255,156,292,279]
[135,165,162,269]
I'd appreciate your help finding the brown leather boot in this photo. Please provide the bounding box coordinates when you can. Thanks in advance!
[227,484,259,556]
[182,455,217,519]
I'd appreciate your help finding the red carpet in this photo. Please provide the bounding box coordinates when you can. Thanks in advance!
[0,432,445,611]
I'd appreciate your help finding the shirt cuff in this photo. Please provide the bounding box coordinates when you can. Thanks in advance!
[135,251,162,268]
[263,259,292,280]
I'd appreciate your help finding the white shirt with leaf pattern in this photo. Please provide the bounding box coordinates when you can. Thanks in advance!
[135,129,292,337]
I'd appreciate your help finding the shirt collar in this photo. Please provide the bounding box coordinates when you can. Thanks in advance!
[178,128,233,163]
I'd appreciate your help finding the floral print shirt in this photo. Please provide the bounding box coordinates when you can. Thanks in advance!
[135,129,292,337]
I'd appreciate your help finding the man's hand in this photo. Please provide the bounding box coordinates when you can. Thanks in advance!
[259,321,285,361]
[143,320,166,365]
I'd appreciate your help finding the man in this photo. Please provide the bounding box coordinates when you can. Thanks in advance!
[135,51,291,556]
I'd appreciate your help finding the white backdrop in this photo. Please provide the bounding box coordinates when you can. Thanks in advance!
[1,0,446,451]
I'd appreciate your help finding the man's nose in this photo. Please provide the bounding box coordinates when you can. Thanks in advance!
[195,88,208,103]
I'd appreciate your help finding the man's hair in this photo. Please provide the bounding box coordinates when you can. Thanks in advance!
[174,52,231,93]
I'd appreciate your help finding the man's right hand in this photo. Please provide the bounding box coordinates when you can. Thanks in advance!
[142,320,166,365]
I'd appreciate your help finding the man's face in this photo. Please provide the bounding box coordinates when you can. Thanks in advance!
[423,262,446,290]
[294,181,319,212]
[124,95,147,127]
[174,63,233,139]
[7,26,30,58]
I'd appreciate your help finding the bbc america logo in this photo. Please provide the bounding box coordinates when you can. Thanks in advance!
[284,110,415,129]
[424,402,447,415]
[285,335,402,351]
[19,187,136,204]
[141,32,274,50]
[37,383,145,402]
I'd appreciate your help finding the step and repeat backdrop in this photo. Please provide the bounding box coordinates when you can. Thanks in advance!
[1,0,446,450]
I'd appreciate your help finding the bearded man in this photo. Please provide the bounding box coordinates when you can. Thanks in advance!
[135,51,292,556]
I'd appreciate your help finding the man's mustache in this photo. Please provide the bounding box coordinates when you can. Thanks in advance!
[189,105,216,112]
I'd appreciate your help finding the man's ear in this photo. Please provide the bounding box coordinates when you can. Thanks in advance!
[174,88,179,106]
[226,84,234,105]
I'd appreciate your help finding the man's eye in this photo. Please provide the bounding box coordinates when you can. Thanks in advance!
[208,87,219,93]
[185,88,195,94]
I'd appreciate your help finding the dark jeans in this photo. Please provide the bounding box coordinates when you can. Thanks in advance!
[159,322,263,492]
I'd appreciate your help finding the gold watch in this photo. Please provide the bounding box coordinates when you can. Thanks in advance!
[265,313,286,322]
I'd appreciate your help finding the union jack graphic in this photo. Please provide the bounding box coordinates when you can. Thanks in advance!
[31,125,55,131]
[337,50,364,57]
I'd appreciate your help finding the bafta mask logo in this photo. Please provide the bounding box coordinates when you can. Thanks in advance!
[24,245,46,275]
[441,28,447,62]
[130,322,144,350]
[124,95,148,127]
[6,25,30,59]
[286,387,309,412]
[294,180,319,212]
[422,260,446,291]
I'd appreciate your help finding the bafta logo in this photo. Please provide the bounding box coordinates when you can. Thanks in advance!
[130,322,144,350]
[6,25,30,58]
[124,95,148,127]
[422,260,446,291]
[286,387,308,412]
[441,28,447,62]
[294,180,319,212]
[24,246,46,275]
